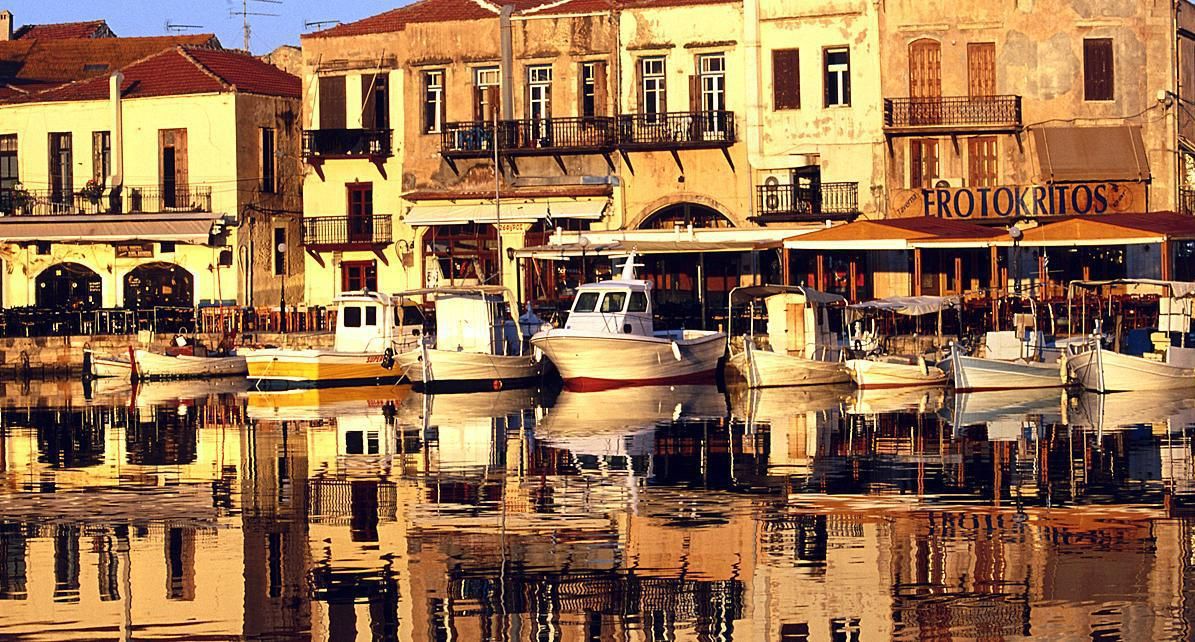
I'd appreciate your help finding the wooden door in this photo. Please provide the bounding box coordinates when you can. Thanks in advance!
[786,303,806,353]
[347,183,373,243]
[159,129,187,209]
[908,39,941,125]
[968,43,996,97]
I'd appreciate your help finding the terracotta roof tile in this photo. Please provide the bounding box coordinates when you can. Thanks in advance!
[0,34,220,89]
[13,20,111,40]
[8,46,300,104]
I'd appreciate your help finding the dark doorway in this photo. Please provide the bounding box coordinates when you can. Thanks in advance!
[36,263,101,310]
[123,262,193,309]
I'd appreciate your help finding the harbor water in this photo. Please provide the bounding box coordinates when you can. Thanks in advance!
[1,378,1194,640]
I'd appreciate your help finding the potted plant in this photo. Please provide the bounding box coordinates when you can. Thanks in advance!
[79,179,103,205]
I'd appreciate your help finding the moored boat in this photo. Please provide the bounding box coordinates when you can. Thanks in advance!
[846,356,946,389]
[85,349,132,378]
[531,254,725,390]
[944,337,1065,391]
[843,295,954,389]
[393,286,541,392]
[245,291,423,390]
[725,285,850,388]
[131,349,247,379]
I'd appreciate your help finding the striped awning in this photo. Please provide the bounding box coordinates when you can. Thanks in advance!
[0,212,225,243]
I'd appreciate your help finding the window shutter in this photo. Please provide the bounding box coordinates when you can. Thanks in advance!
[361,75,376,129]
[1084,39,1113,101]
[635,60,644,113]
[318,76,347,129]
[772,49,800,110]
[842,50,851,106]
[910,141,923,188]
[593,62,608,117]
[689,74,700,112]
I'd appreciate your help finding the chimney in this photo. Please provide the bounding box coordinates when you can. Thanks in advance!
[0,11,13,41]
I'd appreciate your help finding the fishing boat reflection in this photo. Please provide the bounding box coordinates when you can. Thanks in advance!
[846,385,945,415]
[945,388,1064,438]
[729,383,850,477]
[1064,389,1195,434]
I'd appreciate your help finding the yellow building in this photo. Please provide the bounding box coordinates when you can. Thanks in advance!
[0,41,303,314]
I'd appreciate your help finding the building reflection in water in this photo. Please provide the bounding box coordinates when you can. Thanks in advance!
[0,380,1193,639]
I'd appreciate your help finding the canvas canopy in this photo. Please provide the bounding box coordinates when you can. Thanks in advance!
[728,284,845,306]
[847,295,960,316]
[404,199,607,226]
[1068,279,1195,299]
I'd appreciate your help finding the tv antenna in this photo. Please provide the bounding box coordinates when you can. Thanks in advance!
[304,19,341,31]
[164,20,204,34]
[230,0,282,52]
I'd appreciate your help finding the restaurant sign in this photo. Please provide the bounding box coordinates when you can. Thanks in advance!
[890,181,1141,219]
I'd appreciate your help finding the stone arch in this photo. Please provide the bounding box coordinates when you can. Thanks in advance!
[123,262,194,309]
[35,262,102,310]
[631,196,737,230]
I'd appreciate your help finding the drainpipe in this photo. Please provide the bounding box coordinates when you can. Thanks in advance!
[499,5,515,121]
[742,0,764,172]
[108,72,124,212]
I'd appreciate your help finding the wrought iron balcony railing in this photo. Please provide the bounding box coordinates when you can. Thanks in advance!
[441,117,617,157]
[301,215,392,249]
[883,96,1021,132]
[0,185,212,216]
[1181,187,1195,217]
[754,182,859,221]
[303,129,393,161]
[617,111,736,149]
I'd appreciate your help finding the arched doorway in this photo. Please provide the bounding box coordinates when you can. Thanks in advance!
[123,262,193,309]
[638,203,734,230]
[36,263,102,310]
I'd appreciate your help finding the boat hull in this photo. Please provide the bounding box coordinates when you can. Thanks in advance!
[727,347,849,388]
[846,358,946,389]
[132,350,247,380]
[531,330,725,390]
[244,349,404,390]
[947,354,1065,391]
[86,349,132,379]
[1066,341,1195,392]
[396,348,541,392]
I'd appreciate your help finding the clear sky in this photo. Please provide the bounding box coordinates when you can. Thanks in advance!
[7,0,395,54]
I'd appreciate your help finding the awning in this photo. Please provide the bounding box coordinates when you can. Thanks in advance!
[783,218,1005,250]
[847,295,959,316]
[403,199,607,226]
[1033,125,1150,182]
[729,284,845,306]
[1017,212,1195,247]
[1069,278,1195,299]
[0,213,224,243]
[514,238,771,259]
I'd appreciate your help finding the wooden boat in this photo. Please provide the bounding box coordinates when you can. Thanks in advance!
[245,291,424,390]
[943,338,1064,391]
[846,356,946,389]
[1065,338,1195,392]
[85,349,132,378]
[393,286,541,392]
[725,285,850,388]
[531,254,725,390]
[131,349,246,379]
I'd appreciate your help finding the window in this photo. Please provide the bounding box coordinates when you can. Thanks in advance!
[474,66,501,122]
[573,291,599,313]
[362,74,388,130]
[967,136,998,188]
[423,70,444,133]
[640,57,666,119]
[772,49,800,110]
[48,133,72,205]
[347,183,373,243]
[599,291,627,313]
[697,53,727,136]
[273,227,286,276]
[318,75,347,129]
[365,305,378,326]
[341,260,377,292]
[261,128,276,194]
[580,61,606,118]
[342,306,362,327]
[424,223,497,286]
[823,47,851,107]
[967,42,996,97]
[527,65,552,139]
[0,135,17,212]
[628,291,649,313]
[160,241,176,254]
[1084,38,1114,101]
[92,131,110,186]
[158,129,187,208]
[910,138,939,188]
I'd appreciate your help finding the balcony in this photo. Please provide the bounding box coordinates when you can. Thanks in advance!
[1182,187,1195,216]
[0,185,212,216]
[441,117,617,158]
[302,215,392,250]
[753,182,859,223]
[617,111,736,150]
[302,129,393,161]
[882,96,1021,135]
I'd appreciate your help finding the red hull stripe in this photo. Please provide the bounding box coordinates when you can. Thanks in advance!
[563,369,717,392]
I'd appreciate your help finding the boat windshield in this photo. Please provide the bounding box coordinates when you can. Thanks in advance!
[600,291,627,313]
[342,306,362,327]
[628,291,649,312]
[573,291,600,313]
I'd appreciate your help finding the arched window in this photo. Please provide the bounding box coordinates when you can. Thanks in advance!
[638,203,733,230]
[36,263,102,310]
[123,262,194,309]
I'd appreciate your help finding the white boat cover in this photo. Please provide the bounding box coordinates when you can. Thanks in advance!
[729,284,845,305]
[1069,279,1195,299]
[847,295,960,316]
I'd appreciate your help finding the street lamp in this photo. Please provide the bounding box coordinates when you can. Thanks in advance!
[578,235,590,285]
[1007,224,1023,296]
[277,241,287,333]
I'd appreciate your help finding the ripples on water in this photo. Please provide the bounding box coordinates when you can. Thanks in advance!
[0,377,1193,640]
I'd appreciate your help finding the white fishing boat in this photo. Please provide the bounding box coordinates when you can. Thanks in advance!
[725,285,849,388]
[131,349,247,379]
[393,286,541,392]
[943,335,1065,391]
[843,295,954,389]
[531,253,725,390]
[245,291,424,390]
[1063,279,1195,393]
[85,349,132,378]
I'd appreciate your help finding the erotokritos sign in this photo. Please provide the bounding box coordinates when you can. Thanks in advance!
[891,182,1140,219]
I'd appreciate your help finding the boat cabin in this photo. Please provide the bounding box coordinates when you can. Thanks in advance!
[564,279,654,336]
[432,290,522,356]
[333,291,424,353]
[729,285,843,357]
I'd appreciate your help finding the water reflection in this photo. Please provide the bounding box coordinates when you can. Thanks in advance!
[0,378,1194,640]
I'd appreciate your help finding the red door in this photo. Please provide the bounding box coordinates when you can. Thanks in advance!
[347,183,372,243]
